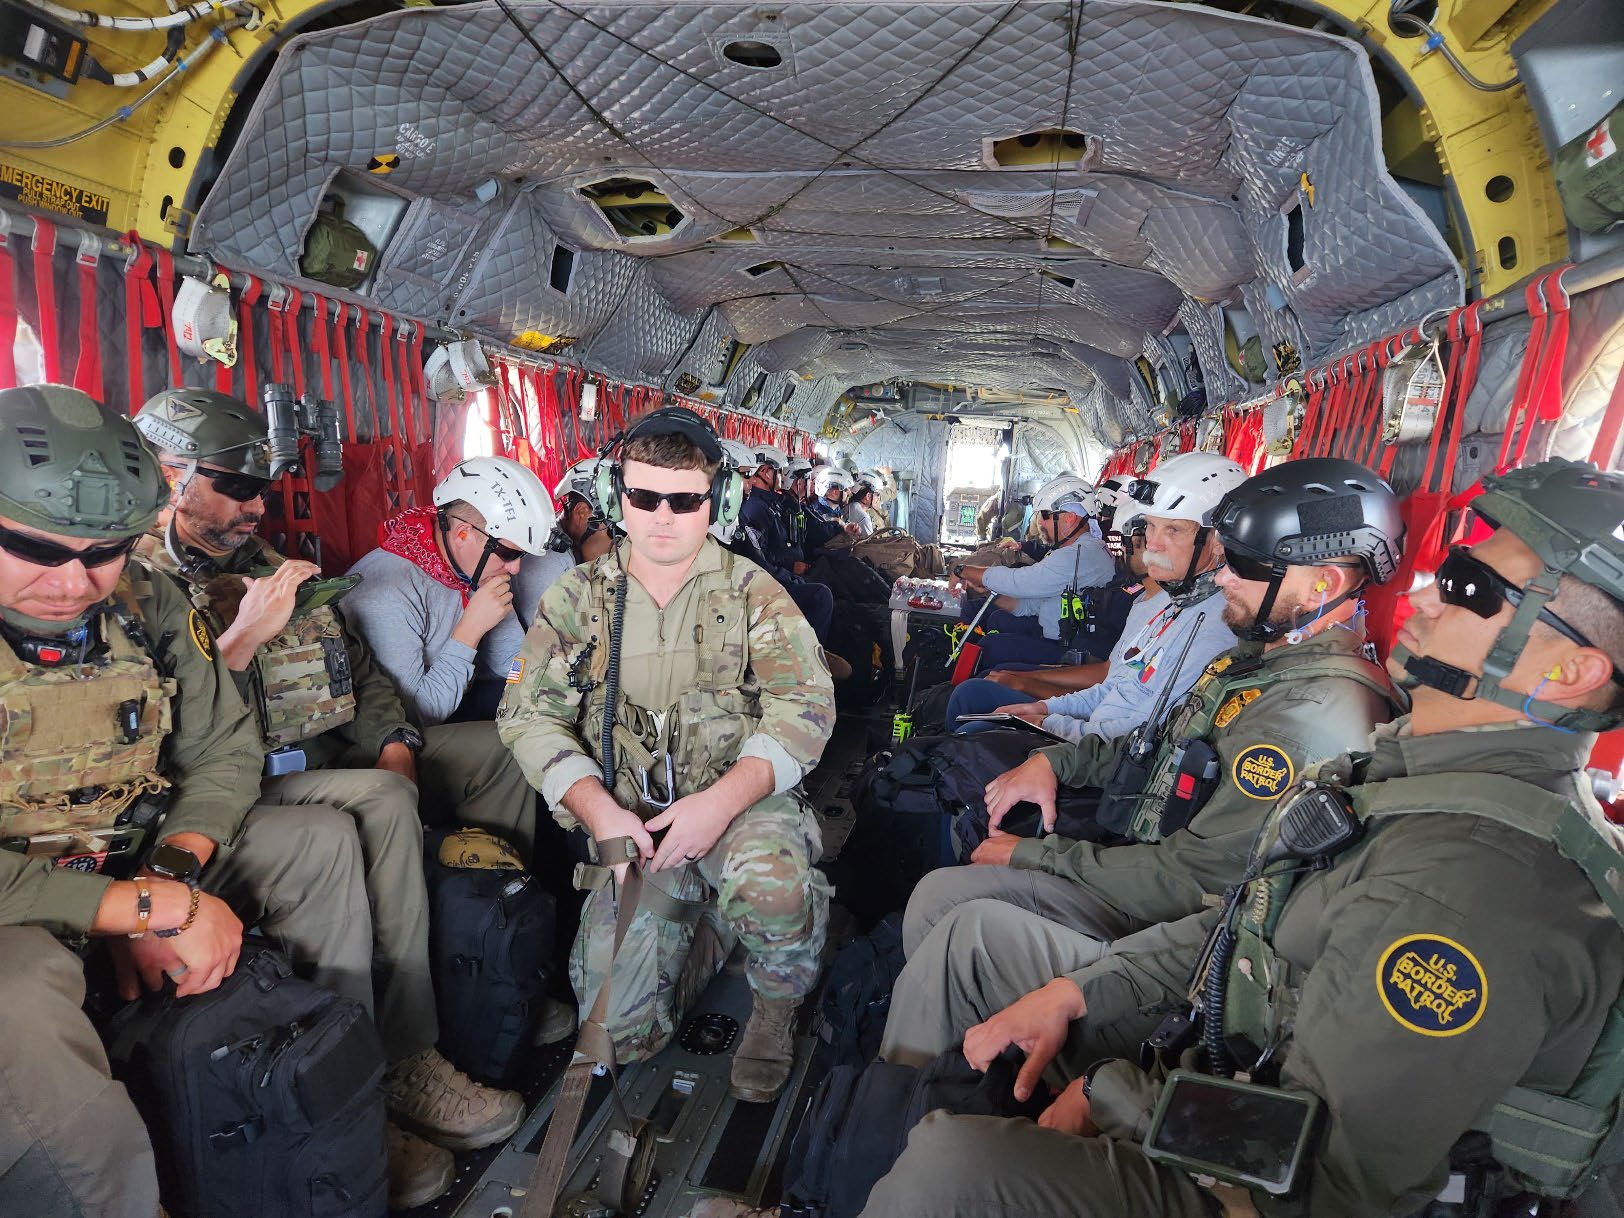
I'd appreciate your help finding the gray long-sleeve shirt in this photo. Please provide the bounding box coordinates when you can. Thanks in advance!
[344,548,570,725]
[1040,586,1234,743]
[981,535,1115,640]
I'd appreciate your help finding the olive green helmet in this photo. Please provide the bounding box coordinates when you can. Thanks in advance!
[1391,458,1624,731]
[134,387,272,478]
[1474,458,1624,609]
[0,384,169,539]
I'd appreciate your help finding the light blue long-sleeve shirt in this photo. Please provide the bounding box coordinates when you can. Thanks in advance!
[980,535,1115,641]
[1040,585,1235,743]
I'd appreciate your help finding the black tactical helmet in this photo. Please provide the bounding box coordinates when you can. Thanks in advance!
[134,387,273,478]
[1214,458,1405,583]
[1213,458,1403,643]
[0,384,169,539]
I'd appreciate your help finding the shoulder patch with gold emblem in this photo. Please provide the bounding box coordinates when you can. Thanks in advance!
[187,610,214,659]
[1214,688,1262,729]
[1377,934,1486,1037]
[1232,743,1293,799]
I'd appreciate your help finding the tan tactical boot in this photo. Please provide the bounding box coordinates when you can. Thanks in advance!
[383,1047,526,1151]
[729,993,800,1102]
[387,1123,455,1210]
[532,995,578,1046]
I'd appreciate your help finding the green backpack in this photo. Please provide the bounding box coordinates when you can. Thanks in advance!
[300,197,378,289]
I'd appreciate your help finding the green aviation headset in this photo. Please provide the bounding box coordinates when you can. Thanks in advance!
[592,406,745,530]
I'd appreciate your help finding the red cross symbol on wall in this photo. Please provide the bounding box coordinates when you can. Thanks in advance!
[1586,121,1615,163]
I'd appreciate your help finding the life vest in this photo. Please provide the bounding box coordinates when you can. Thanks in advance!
[0,569,174,853]
[1216,767,1624,1202]
[139,536,356,748]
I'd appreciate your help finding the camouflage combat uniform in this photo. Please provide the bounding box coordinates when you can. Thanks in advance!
[498,538,836,1060]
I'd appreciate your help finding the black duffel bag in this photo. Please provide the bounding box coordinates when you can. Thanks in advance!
[103,941,388,1218]
[780,1046,1049,1218]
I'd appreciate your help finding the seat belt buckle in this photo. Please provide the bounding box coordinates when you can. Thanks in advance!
[264,747,307,777]
[72,229,100,269]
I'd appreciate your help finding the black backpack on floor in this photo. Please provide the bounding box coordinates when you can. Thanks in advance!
[780,1046,1048,1218]
[103,942,388,1218]
[830,729,1113,926]
[812,913,906,1071]
[424,828,558,1086]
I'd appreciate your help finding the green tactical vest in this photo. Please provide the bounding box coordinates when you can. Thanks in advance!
[1125,647,1396,842]
[0,570,174,848]
[140,537,356,749]
[1218,769,1624,1201]
[577,546,762,817]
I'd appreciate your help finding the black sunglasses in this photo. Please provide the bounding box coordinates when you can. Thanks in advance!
[1221,549,1279,583]
[0,522,139,569]
[1436,547,1624,684]
[457,520,526,564]
[194,467,272,503]
[623,487,712,515]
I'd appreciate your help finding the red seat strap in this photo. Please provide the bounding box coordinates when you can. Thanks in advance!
[153,246,183,387]
[333,303,357,441]
[237,273,262,408]
[70,231,102,400]
[0,233,20,389]
[31,218,61,383]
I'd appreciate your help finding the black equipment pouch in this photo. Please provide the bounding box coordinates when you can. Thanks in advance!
[1143,1070,1323,1198]
[1139,1011,1199,1072]
[1159,738,1220,838]
[1096,732,1155,836]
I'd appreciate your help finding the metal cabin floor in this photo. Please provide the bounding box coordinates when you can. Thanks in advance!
[401,711,883,1218]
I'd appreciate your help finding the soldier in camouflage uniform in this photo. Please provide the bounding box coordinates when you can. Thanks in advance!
[0,385,367,1216]
[132,388,525,1205]
[499,407,836,1101]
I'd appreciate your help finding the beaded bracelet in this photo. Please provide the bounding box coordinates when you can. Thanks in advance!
[155,886,202,940]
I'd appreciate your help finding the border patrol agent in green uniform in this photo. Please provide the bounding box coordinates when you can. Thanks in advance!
[861,457,1624,1218]
[499,407,836,1102]
[0,385,285,1217]
[886,459,1405,1062]
[132,388,525,1202]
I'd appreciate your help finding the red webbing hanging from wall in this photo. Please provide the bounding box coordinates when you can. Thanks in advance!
[31,218,61,383]
[310,293,335,401]
[1497,267,1573,474]
[153,246,184,388]
[0,234,20,390]
[236,274,262,408]
[333,304,357,441]
[353,307,377,436]
[377,310,406,510]
[1588,362,1624,469]
[71,236,102,400]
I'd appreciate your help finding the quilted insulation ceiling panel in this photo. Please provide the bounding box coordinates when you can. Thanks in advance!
[191,0,1463,437]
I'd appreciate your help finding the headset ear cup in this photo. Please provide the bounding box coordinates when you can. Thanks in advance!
[716,468,744,528]
[595,460,622,526]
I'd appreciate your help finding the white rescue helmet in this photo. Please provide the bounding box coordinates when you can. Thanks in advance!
[813,466,854,498]
[786,457,814,480]
[1128,452,1246,526]
[435,456,556,555]
[751,444,789,473]
[719,438,760,474]
[1032,473,1096,518]
[553,458,600,510]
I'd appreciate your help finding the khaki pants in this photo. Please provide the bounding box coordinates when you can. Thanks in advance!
[859,1111,1220,1218]
[256,769,438,1061]
[880,886,1155,1073]
[419,722,538,862]
[0,927,159,1218]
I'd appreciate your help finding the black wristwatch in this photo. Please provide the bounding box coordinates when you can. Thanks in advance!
[381,726,425,755]
[144,842,202,887]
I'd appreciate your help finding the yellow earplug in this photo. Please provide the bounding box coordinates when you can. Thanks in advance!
[1547,666,1563,681]
[1314,580,1328,593]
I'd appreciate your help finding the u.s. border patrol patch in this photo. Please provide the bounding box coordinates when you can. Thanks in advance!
[1231,743,1293,799]
[187,610,213,659]
[1377,934,1486,1037]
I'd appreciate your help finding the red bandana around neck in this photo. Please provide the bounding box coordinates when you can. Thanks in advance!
[377,507,468,602]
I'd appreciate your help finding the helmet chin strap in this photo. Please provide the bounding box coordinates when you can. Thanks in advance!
[437,508,495,590]
[1389,563,1618,732]
[1159,526,1212,598]
[1244,579,1361,644]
